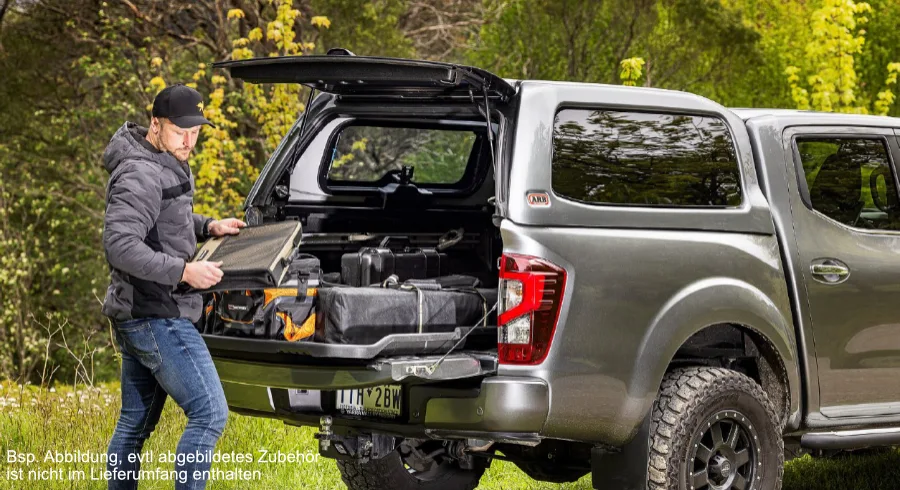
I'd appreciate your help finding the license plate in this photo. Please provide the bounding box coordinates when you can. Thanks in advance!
[336,385,402,419]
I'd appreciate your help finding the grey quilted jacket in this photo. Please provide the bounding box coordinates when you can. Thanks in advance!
[101,122,213,323]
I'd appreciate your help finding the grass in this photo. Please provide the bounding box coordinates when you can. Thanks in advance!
[2,381,899,489]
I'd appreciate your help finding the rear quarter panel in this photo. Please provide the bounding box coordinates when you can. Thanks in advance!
[499,222,797,445]
[500,82,801,446]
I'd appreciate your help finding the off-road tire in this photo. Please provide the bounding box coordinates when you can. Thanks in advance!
[336,450,487,490]
[648,367,784,490]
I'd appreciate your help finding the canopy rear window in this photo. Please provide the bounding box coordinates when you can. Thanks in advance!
[325,123,485,188]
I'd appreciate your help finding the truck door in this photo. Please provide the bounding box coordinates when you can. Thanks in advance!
[786,125,900,416]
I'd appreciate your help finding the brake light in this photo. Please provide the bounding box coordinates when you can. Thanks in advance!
[497,253,566,365]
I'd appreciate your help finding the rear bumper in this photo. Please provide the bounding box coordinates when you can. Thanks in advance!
[213,356,549,439]
[422,376,548,433]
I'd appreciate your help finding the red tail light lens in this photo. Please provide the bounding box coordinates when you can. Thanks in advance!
[497,253,566,365]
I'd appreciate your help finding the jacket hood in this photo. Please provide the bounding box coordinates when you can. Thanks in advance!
[103,122,187,176]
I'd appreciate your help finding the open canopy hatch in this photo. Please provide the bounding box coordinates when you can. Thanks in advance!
[213,52,514,101]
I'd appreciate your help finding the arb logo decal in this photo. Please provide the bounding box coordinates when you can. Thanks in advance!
[527,192,550,207]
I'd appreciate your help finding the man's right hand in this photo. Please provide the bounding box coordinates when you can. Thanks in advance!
[182,261,224,289]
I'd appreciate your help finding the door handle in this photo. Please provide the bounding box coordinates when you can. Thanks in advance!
[810,259,850,284]
[811,264,849,276]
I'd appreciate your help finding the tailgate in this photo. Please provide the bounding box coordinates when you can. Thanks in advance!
[212,349,499,427]
[204,337,544,437]
[212,349,546,440]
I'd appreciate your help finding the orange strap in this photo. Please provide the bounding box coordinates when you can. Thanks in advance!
[282,312,316,341]
[264,288,317,306]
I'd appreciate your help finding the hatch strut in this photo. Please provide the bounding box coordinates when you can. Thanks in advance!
[470,87,496,170]
[286,87,318,176]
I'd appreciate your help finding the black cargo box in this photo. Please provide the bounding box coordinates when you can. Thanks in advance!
[341,247,448,286]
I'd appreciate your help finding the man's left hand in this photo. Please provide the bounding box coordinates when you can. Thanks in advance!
[208,218,246,237]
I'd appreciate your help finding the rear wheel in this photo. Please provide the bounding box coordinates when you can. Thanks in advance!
[336,439,488,490]
[648,367,783,490]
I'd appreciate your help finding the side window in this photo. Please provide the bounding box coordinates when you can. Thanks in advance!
[795,137,900,231]
[551,109,742,207]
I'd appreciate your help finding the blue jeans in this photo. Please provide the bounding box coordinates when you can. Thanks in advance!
[106,317,228,490]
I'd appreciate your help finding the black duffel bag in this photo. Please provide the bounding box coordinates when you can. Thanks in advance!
[314,276,494,345]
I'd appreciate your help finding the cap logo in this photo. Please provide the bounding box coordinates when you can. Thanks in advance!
[197,101,204,113]
[527,192,551,207]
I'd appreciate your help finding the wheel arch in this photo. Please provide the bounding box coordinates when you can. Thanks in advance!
[623,278,801,440]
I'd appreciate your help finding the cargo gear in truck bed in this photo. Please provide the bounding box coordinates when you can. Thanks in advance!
[196,223,497,346]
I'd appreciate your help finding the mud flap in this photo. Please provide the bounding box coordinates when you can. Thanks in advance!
[591,412,651,490]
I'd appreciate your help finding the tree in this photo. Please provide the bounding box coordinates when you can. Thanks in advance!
[784,0,899,114]
[0,0,118,382]
[467,0,762,101]
[855,0,900,116]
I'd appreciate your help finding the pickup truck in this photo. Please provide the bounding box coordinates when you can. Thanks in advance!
[201,51,900,490]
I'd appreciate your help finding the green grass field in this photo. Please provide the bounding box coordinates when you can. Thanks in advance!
[1,381,898,489]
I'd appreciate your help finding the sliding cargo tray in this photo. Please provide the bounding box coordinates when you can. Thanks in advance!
[201,326,493,360]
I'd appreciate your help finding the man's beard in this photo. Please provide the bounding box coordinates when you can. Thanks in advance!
[172,149,191,162]
[162,142,191,162]
[152,132,192,163]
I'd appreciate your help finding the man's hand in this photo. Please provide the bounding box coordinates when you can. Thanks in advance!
[208,218,246,237]
[182,261,224,289]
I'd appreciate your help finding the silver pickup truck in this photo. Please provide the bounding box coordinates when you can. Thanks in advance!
[202,52,900,490]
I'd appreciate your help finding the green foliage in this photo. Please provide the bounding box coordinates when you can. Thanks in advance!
[190,0,316,217]
[718,0,806,108]
[855,0,900,116]
[0,382,340,490]
[3,381,900,489]
[784,0,899,114]
[468,0,762,101]
[619,57,646,87]
[309,0,414,58]
[873,63,900,116]
[403,131,478,184]
[0,2,122,383]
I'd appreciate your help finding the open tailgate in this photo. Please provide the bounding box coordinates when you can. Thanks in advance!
[213,54,514,100]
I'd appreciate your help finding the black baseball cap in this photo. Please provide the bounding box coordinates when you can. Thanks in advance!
[151,84,215,129]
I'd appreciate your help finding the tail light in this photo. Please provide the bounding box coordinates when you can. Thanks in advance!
[497,253,567,365]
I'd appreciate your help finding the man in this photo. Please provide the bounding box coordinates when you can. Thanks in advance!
[102,84,244,490]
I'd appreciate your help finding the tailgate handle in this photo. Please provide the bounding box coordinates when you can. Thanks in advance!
[373,354,497,382]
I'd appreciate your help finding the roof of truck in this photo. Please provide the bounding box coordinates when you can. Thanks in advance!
[730,108,900,127]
